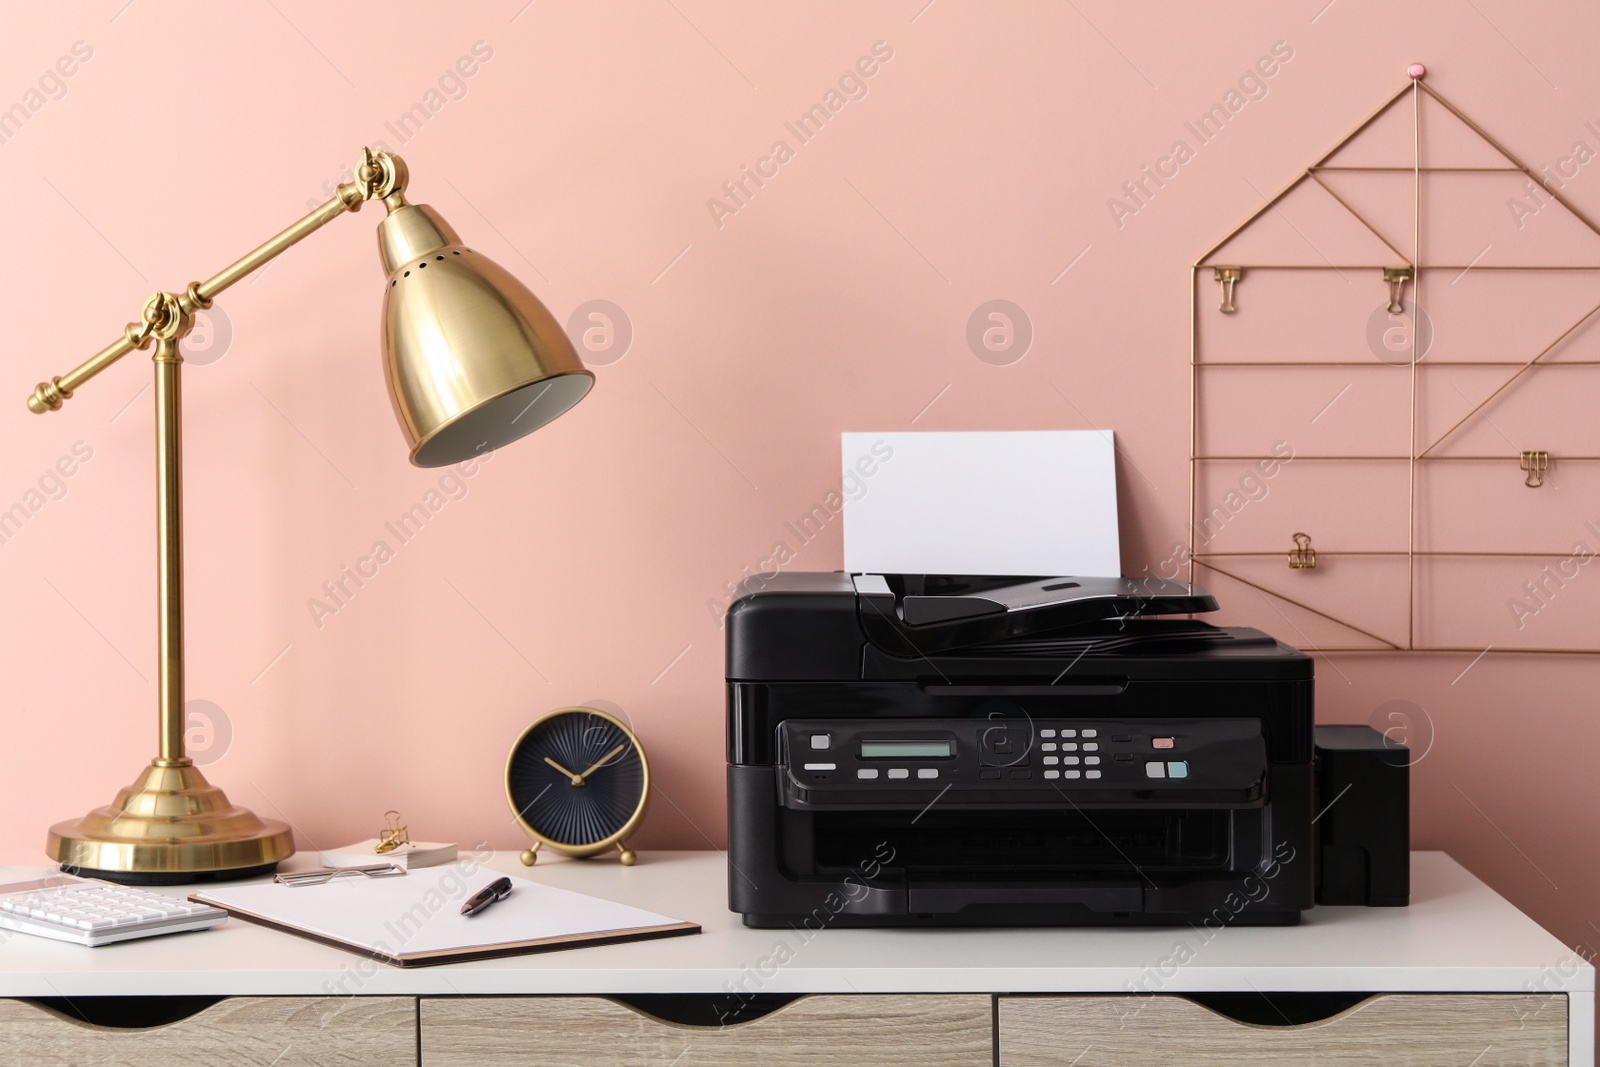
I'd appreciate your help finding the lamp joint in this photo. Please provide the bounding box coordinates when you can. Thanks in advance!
[142,291,195,345]
[338,147,410,213]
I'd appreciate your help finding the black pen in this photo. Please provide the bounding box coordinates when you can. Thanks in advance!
[460,876,513,916]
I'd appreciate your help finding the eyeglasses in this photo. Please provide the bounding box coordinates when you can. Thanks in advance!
[274,863,407,887]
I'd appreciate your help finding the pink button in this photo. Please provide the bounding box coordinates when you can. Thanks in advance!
[1152,737,1175,750]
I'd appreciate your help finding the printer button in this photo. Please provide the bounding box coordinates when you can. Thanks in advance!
[917,768,938,779]
[1145,761,1167,779]
[1060,729,1077,738]
[1168,761,1189,779]
[1063,770,1081,779]
[887,768,909,779]
[1061,743,1078,752]
[1083,743,1099,752]
[1086,770,1102,780]
[1153,737,1175,750]
[1114,753,1134,762]
[1044,770,1060,780]
[1043,756,1059,766]
[1112,734,1132,743]
[1041,743,1057,752]
[979,769,1001,780]
[1082,729,1098,738]
[1040,729,1056,739]
[1009,769,1031,780]
[857,768,879,780]
[1085,756,1101,766]
[810,733,831,750]
[1063,756,1080,766]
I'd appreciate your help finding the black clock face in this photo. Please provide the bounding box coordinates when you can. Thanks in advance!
[508,710,646,847]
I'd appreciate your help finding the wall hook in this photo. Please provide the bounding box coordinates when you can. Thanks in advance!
[1383,267,1412,314]
[1288,532,1317,569]
[1520,450,1549,488]
[1214,267,1241,314]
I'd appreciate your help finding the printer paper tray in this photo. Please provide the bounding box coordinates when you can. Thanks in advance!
[906,879,1141,914]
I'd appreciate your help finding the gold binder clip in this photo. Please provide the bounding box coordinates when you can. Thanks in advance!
[375,810,410,854]
[1520,451,1549,488]
[1214,267,1242,314]
[1383,267,1411,314]
[1288,532,1317,570]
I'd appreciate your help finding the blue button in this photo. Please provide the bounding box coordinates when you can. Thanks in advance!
[1167,761,1189,779]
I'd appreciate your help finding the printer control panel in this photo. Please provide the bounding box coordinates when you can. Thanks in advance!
[779,717,1267,805]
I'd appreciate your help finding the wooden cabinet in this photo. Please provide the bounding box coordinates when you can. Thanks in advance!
[0,996,415,1066]
[999,993,1568,1066]
[420,993,993,1067]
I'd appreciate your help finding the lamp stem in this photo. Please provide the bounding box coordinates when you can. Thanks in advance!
[153,337,187,766]
[42,328,293,880]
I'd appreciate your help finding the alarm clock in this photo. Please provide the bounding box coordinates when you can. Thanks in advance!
[505,706,649,866]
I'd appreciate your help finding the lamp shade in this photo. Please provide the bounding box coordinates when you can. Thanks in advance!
[378,203,593,467]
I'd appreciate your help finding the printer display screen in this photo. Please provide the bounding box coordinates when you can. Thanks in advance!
[860,740,953,759]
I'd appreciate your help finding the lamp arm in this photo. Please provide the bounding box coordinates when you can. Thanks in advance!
[26,148,410,414]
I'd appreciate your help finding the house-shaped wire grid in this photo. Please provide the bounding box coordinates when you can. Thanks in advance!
[1188,74,1600,655]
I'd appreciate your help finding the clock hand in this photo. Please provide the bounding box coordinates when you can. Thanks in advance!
[576,744,626,783]
[543,756,584,786]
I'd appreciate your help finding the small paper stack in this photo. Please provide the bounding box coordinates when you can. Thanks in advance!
[317,839,458,870]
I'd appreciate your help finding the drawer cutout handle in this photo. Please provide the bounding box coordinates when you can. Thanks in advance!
[610,993,804,1028]
[22,996,227,1029]
[1183,991,1375,1026]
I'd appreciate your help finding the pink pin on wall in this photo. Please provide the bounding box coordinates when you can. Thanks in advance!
[1409,63,1426,78]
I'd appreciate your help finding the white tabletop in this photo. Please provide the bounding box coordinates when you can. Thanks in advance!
[0,851,1588,998]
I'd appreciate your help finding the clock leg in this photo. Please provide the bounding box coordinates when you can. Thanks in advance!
[519,842,541,866]
[618,843,636,866]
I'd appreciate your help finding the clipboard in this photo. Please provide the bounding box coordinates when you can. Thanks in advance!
[190,863,699,968]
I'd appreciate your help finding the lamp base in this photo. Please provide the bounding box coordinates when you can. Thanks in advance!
[60,862,282,887]
[46,761,295,886]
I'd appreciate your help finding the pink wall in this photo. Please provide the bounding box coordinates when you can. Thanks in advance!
[2,0,1597,966]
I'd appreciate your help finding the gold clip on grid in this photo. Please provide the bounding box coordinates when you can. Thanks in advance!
[1383,267,1412,315]
[1520,451,1549,488]
[1214,267,1242,314]
[1288,532,1317,570]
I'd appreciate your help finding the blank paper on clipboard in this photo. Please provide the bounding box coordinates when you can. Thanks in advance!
[191,864,698,967]
[841,430,1122,578]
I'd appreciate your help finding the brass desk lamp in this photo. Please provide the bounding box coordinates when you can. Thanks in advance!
[25,149,593,883]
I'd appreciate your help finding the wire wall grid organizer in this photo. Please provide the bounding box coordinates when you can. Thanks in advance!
[1189,65,1600,656]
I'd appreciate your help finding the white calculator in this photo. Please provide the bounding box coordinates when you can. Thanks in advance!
[0,873,227,946]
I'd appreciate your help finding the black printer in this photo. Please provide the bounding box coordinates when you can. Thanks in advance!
[725,572,1319,928]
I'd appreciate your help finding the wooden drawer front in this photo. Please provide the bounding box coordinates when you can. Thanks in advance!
[0,996,416,1066]
[421,994,992,1067]
[999,994,1566,1066]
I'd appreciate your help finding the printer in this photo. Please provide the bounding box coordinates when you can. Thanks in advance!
[725,572,1323,928]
